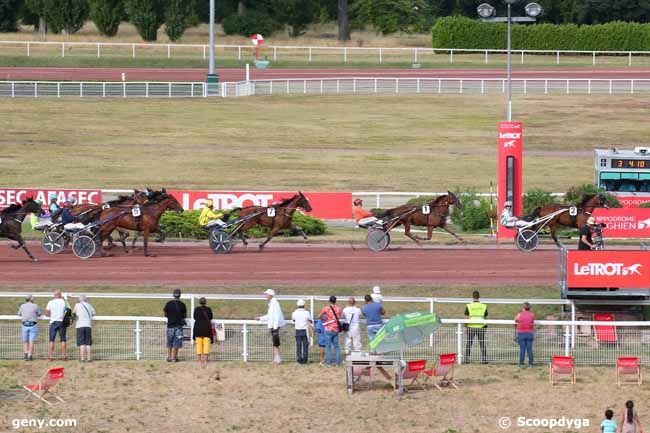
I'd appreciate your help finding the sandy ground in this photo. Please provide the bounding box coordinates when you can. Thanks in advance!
[1,359,649,433]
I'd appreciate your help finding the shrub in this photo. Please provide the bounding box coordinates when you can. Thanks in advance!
[354,0,427,35]
[163,0,194,41]
[124,0,163,41]
[523,189,555,216]
[640,202,650,209]
[43,0,89,34]
[0,0,21,32]
[448,192,491,232]
[564,183,621,208]
[272,0,316,37]
[221,11,280,37]
[89,0,122,37]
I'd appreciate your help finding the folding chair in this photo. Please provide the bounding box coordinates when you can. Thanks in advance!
[549,356,575,386]
[402,359,427,391]
[23,367,65,405]
[617,357,642,386]
[593,313,618,346]
[424,353,459,390]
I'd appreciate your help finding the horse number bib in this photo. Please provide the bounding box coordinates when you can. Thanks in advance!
[267,207,276,217]
[421,205,431,215]
[132,206,141,217]
[102,203,110,210]
[569,206,578,216]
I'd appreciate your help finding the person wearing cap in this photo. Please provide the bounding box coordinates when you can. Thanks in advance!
[320,296,343,366]
[198,200,225,228]
[370,286,383,304]
[291,299,313,364]
[163,289,187,362]
[353,198,380,228]
[48,192,60,220]
[258,289,286,364]
[342,297,362,355]
[18,295,41,361]
[500,201,527,228]
[578,216,597,250]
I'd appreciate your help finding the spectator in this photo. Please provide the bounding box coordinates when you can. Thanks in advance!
[320,296,343,366]
[361,294,385,345]
[464,290,488,364]
[257,289,286,365]
[163,289,187,363]
[514,302,535,367]
[314,318,327,365]
[342,297,362,355]
[73,295,96,362]
[193,297,213,368]
[45,291,68,362]
[18,295,41,361]
[291,299,313,364]
[620,400,643,433]
[601,409,616,433]
[371,286,383,304]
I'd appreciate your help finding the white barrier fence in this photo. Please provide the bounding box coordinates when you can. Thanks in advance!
[2,40,650,66]
[0,81,210,98]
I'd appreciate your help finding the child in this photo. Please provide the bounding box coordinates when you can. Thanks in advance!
[600,409,616,433]
[620,400,643,433]
[314,318,327,365]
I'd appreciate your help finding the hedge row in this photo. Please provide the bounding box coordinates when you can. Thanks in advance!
[432,16,650,51]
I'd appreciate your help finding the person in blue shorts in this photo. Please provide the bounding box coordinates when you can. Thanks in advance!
[314,319,327,365]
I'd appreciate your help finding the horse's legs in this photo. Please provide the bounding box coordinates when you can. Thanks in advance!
[15,235,37,261]
[131,231,139,250]
[259,227,281,250]
[442,225,465,243]
[291,225,308,240]
[549,222,562,248]
[142,228,151,257]
[403,222,420,243]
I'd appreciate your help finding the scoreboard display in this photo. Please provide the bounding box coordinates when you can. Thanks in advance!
[611,158,650,169]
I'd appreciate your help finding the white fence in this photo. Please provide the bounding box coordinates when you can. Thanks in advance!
[0,81,211,98]
[3,40,650,66]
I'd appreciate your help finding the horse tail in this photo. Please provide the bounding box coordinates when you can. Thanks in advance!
[530,206,542,219]
[222,208,241,222]
[373,209,389,218]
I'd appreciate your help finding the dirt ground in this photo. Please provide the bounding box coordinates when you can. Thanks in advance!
[1,359,648,433]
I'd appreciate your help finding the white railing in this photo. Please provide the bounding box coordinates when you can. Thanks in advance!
[2,40,650,66]
[2,315,650,365]
[0,81,212,98]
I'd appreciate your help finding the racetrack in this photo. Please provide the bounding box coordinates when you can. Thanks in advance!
[2,66,650,82]
[0,242,559,288]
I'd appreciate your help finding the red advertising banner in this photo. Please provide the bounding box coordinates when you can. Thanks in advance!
[566,250,650,289]
[613,195,650,208]
[592,208,650,238]
[169,190,352,219]
[0,188,102,210]
[497,121,523,240]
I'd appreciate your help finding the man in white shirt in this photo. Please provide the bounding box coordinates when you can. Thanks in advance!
[342,297,362,355]
[73,295,96,362]
[45,291,68,361]
[371,286,384,304]
[291,299,313,364]
[257,289,286,364]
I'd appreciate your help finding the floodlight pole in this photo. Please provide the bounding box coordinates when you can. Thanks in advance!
[506,3,512,121]
[207,0,219,84]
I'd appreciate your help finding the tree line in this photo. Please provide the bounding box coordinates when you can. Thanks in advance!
[1,0,649,42]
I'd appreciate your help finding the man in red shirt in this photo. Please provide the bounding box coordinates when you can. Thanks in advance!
[353,199,379,228]
[320,296,343,366]
[514,302,535,367]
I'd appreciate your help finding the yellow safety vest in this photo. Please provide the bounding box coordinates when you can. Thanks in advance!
[466,302,487,328]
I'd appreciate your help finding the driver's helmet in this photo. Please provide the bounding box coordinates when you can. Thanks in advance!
[503,200,513,208]
[353,198,363,206]
[48,192,58,202]
[62,201,72,209]
[205,199,214,208]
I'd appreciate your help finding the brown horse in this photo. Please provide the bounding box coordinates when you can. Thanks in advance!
[98,194,183,257]
[0,198,44,261]
[236,192,312,250]
[530,193,609,247]
[380,192,465,243]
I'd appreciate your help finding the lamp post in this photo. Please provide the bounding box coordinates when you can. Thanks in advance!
[206,0,219,84]
[477,1,542,121]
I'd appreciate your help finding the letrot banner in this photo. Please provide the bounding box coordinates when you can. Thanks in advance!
[168,190,352,219]
[592,208,650,238]
[566,250,650,289]
[0,188,102,210]
[613,195,650,208]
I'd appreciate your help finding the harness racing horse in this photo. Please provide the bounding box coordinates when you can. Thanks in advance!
[0,198,44,261]
[380,192,465,243]
[235,192,313,250]
[98,194,183,257]
[530,193,609,247]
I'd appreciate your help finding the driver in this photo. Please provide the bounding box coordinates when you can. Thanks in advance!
[578,216,597,250]
[198,200,226,228]
[353,198,380,228]
[61,202,85,231]
[500,201,527,228]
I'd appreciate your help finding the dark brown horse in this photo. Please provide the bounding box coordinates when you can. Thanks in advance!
[531,193,609,247]
[380,192,465,243]
[236,192,312,250]
[0,198,44,261]
[98,194,183,257]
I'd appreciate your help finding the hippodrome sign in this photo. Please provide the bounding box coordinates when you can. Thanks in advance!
[496,121,523,241]
[592,208,650,238]
[168,190,352,219]
[0,188,102,210]
[566,250,650,289]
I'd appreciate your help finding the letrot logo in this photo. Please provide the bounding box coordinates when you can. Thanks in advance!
[503,140,516,148]
[574,262,643,277]
[499,132,521,139]
[638,218,650,229]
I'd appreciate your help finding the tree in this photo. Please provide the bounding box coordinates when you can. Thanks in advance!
[0,0,22,32]
[43,0,89,34]
[355,0,426,35]
[272,0,316,37]
[163,0,194,41]
[337,0,349,40]
[89,0,122,36]
[124,0,163,41]
[24,0,48,33]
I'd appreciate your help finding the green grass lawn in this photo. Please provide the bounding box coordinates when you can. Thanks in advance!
[2,94,648,192]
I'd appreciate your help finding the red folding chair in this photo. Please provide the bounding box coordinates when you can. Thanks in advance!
[424,353,459,390]
[549,356,575,386]
[593,313,617,346]
[351,366,373,390]
[617,357,642,386]
[23,367,66,405]
[402,359,427,391]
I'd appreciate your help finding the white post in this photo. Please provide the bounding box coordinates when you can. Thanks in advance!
[375,193,380,208]
[303,80,307,94]
[27,41,30,57]
[484,50,488,64]
[417,78,420,93]
[97,43,101,58]
[190,297,195,344]
[146,82,149,98]
[628,51,632,67]
[395,78,398,93]
[123,82,126,98]
[203,45,206,60]
[80,83,83,97]
[429,299,434,347]
[344,47,347,63]
[308,47,312,62]
[506,3,512,121]
[544,79,548,94]
[414,48,418,63]
[132,43,136,59]
[336,79,340,93]
[320,79,323,94]
[242,323,249,362]
[563,325,570,356]
[520,50,524,64]
[270,80,273,95]
[631,80,634,94]
[592,51,596,66]
[57,82,60,98]
[556,51,560,65]
[456,323,463,364]
[588,79,591,94]
[523,79,527,94]
[379,48,382,64]
[570,301,576,349]
[246,63,250,82]
[566,80,569,94]
[273,46,277,61]
[286,80,289,94]
[61,42,65,57]
[238,46,241,60]
[450,49,453,64]
[135,320,141,360]
[609,80,613,94]
[167,44,171,58]
[353,78,356,93]
[310,296,315,320]
[168,82,172,97]
[459,79,463,94]
[481,79,484,94]
[102,82,106,98]
[438,79,442,94]
[11,81,14,98]
[374,78,377,93]
[34,82,37,98]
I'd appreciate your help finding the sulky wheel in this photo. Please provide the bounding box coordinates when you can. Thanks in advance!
[366,228,391,252]
[515,229,539,252]
[209,229,234,254]
[72,235,97,259]
[41,231,66,254]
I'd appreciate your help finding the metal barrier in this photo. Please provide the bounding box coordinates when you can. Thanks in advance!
[0,81,210,98]
[2,315,649,365]
[2,40,650,66]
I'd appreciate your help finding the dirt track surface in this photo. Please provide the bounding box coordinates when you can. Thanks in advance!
[0,242,559,287]
[2,67,650,81]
